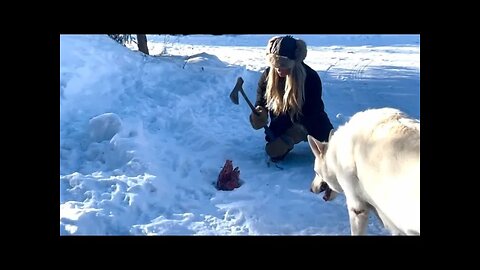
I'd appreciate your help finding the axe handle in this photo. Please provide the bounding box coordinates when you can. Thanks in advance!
[239,88,258,115]
[236,83,276,140]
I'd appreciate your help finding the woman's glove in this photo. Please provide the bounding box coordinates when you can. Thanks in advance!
[249,106,268,130]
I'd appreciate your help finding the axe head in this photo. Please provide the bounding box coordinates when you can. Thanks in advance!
[229,77,244,105]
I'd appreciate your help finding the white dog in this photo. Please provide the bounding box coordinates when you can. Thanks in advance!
[308,108,420,235]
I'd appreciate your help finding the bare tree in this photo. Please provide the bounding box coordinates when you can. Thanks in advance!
[108,34,149,55]
[136,34,149,55]
[108,34,133,44]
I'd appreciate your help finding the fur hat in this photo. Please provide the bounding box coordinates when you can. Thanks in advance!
[266,35,307,69]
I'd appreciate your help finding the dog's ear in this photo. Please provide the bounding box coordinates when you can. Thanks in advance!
[329,129,334,141]
[308,135,328,158]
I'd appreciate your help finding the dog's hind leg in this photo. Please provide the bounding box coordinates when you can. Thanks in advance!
[372,206,403,235]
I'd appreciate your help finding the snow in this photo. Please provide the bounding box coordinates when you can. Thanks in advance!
[60,34,420,235]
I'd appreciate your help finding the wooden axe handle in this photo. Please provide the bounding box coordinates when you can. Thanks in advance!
[234,77,258,115]
[239,88,258,115]
[236,77,276,140]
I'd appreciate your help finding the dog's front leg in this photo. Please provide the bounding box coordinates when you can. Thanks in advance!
[348,208,368,235]
[346,200,369,235]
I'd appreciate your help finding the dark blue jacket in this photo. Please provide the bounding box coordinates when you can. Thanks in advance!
[255,63,333,142]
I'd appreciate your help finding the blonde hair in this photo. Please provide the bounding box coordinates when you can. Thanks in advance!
[265,63,306,121]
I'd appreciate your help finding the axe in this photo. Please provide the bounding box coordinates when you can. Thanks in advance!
[230,77,276,140]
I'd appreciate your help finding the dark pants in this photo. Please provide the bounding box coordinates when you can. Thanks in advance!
[265,123,308,159]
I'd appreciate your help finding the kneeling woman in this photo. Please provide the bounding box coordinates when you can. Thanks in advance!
[250,35,334,162]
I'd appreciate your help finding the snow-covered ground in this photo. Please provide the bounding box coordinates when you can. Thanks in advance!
[60,34,419,235]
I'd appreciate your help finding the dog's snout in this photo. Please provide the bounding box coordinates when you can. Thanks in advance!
[310,183,321,194]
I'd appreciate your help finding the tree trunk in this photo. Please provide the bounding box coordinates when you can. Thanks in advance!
[136,34,149,55]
